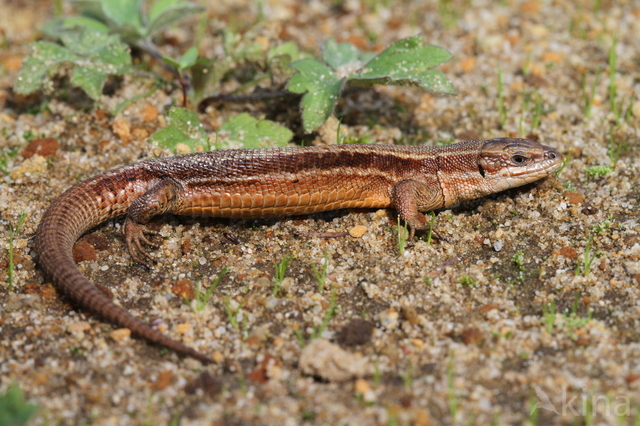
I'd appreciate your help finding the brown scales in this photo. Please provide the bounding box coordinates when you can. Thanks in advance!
[35,138,562,363]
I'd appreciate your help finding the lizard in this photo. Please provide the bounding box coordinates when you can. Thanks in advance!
[35,138,563,364]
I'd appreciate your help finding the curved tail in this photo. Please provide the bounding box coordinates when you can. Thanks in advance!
[35,173,212,364]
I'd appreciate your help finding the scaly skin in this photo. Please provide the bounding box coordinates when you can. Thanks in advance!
[35,138,563,363]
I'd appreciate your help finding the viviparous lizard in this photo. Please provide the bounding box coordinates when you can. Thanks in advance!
[35,138,563,363]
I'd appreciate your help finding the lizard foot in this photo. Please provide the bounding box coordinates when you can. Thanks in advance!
[124,218,162,267]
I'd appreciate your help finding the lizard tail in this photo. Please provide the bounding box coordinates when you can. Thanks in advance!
[35,173,213,364]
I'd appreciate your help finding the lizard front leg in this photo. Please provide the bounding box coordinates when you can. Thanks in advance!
[124,178,183,266]
[391,178,444,240]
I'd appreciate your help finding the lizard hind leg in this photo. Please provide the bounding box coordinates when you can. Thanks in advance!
[391,178,444,240]
[124,178,183,266]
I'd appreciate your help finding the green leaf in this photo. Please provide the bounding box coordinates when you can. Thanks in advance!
[16,28,131,100]
[219,113,293,149]
[354,35,455,94]
[267,41,301,62]
[179,46,198,69]
[146,0,204,37]
[149,107,208,153]
[322,39,361,71]
[161,56,181,69]
[63,16,110,33]
[0,385,39,426]
[287,58,343,132]
[14,42,80,95]
[72,0,144,42]
[70,67,108,100]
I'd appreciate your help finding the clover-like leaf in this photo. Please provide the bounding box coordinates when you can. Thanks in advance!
[354,35,455,94]
[147,0,204,38]
[219,113,293,149]
[16,29,131,101]
[149,107,208,153]
[287,58,344,132]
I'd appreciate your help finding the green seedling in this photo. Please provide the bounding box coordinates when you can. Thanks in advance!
[497,66,507,128]
[0,384,39,426]
[581,68,601,119]
[193,267,229,312]
[0,148,19,175]
[584,165,613,178]
[608,35,619,123]
[511,250,525,271]
[224,295,243,331]
[310,251,329,293]
[447,357,459,419]
[7,211,27,291]
[424,212,436,246]
[15,28,131,101]
[218,113,293,149]
[542,300,556,333]
[397,218,408,256]
[288,36,454,132]
[273,254,294,296]
[309,288,338,340]
[459,275,476,287]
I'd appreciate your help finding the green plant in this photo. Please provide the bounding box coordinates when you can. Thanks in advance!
[311,251,329,293]
[309,288,338,340]
[584,165,613,178]
[273,254,294,296]
[224,295,243,331]
[15,28,131,101]
[424,212,436,246]
[497,67,507,128]
[396,218,408,256]
[575,234,595,276]
[542,300,556,333]
[0,148,19,175]
[459,275,476,287]
[447,357,459,419]
[0,385,39,426]
[48,0,203,45]
[149,108,293,153]
[192,267,228,312]
[288,36,454,132]
[7,211,27,291]
[511,250,525,271]
[581,68,601,119]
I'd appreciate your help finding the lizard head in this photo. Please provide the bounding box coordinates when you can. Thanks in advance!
[477,138,563,191]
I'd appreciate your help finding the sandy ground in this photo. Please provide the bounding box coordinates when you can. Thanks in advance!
[1,0,640,425]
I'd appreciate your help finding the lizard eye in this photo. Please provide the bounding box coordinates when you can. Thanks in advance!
[511,154,529,165]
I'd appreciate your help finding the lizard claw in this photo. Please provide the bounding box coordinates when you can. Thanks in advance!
[124,218,161,267]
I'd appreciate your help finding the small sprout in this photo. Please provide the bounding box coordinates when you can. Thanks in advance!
[542,300,556,333]
[459,275,476,287]
[497,66,507,129]
[193,267,229,312]
[584,165,613,178]
[311,251,329,293]
[511,250,525,271]
[273,254,294,296]
[396,218,408,256]
[7,211,28,291]
[581,68,601,119]
[224,295,243,331]
[309,288,338,340]
[424,212,436,246]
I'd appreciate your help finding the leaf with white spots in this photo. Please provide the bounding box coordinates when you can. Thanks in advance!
[287,58,344,132]
[219,113,293,149]
[150,107,209,153]
[353,36,455,94]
